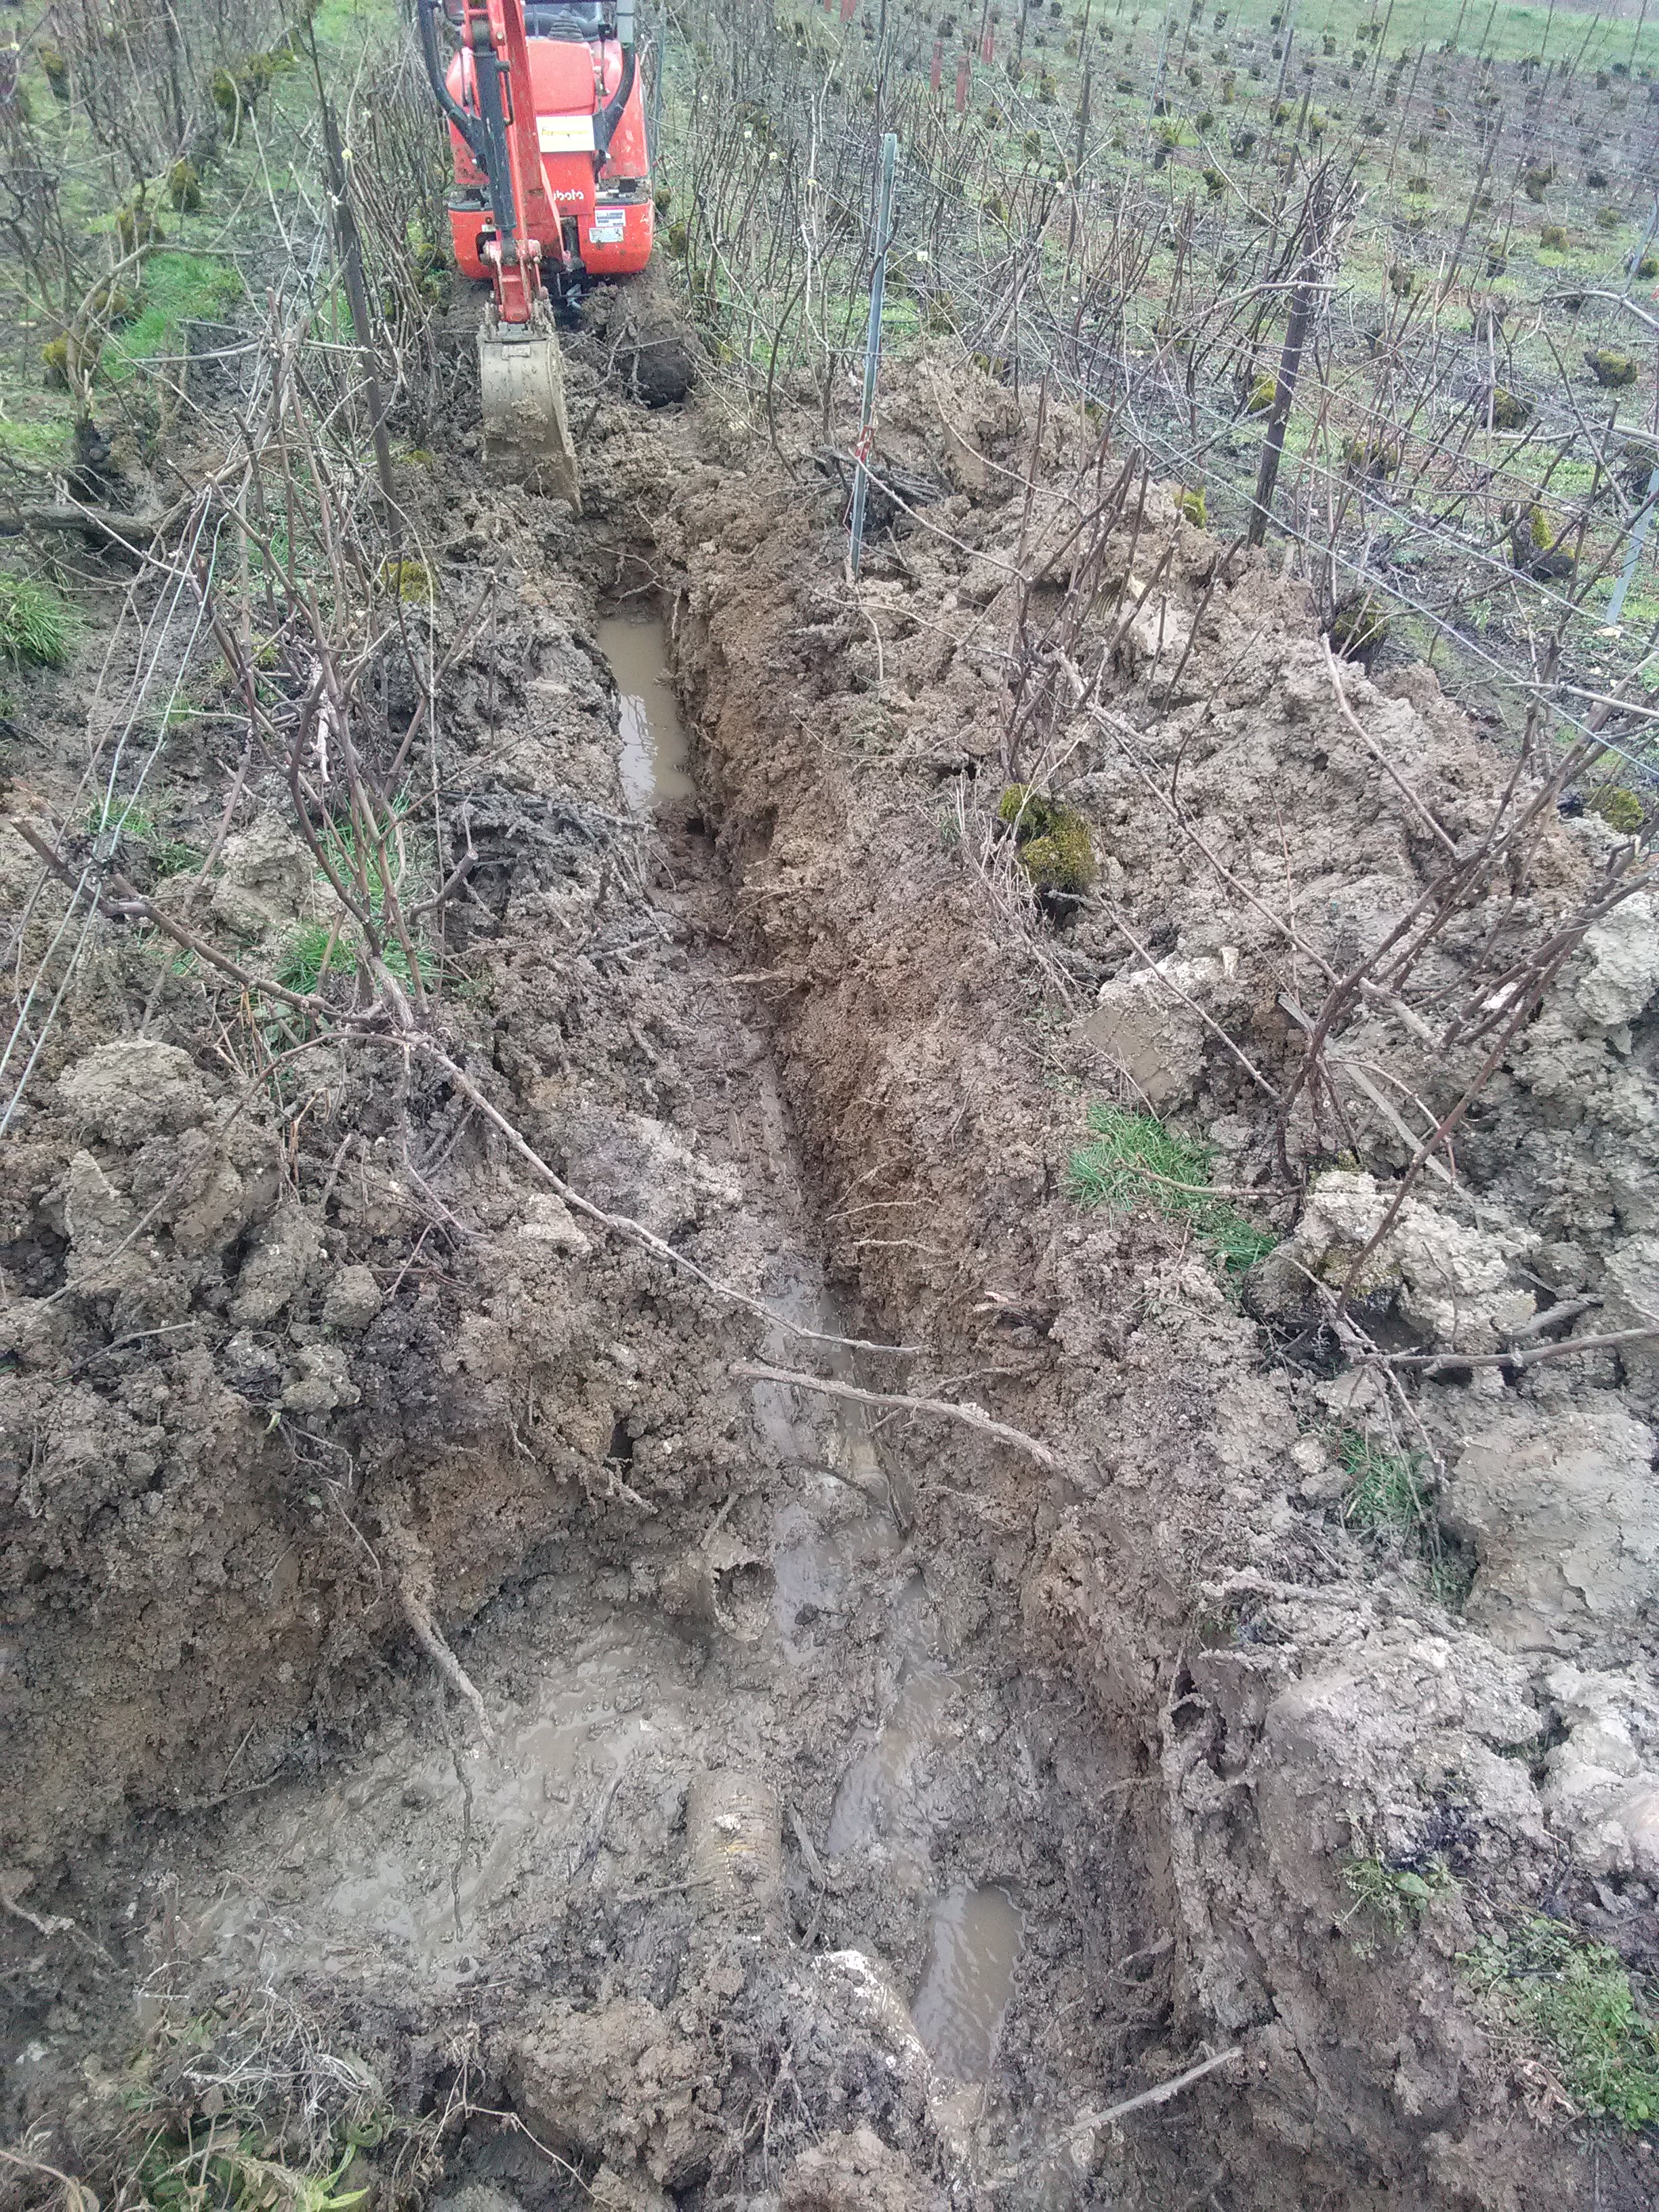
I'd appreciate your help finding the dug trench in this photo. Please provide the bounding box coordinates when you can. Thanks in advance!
[3,358,1658,2212]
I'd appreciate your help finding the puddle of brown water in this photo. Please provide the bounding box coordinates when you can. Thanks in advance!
[912,1883,1025,2083]
[598,611,695,812]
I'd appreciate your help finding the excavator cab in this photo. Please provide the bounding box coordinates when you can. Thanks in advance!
[519,3,610,30]
[417,0,653,501]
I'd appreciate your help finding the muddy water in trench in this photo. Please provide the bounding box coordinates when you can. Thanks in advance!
[597,609,695,812]
[163,614,1021,2093]
[592,616,1027,2066]
[913,1885,1026,2083]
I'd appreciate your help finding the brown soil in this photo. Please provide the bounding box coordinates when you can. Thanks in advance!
[2,327,1657,2212]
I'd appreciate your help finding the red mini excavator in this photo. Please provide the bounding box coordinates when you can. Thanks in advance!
[417,0,654,501]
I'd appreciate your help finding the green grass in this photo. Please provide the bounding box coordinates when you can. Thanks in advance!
[112,1992,407,2212]
[1065,1101,1278,1271]
[274,806,430,998]
[0,413,70,466]
[81,794,203,875]
[86,797,158,842]
[1335,1429,1471,1605]
[276,920,346,994]
[148,838,204,878]
[1338,1430,1429,1542]
[106,251,245,374]
[138,2122,372,2212]
[308,0,400,45]
[1342,1852,1458,1938]
[0,570,73,666]
[1468,1918,1659,2131]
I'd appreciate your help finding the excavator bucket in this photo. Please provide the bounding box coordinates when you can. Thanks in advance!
[478,315,581,509]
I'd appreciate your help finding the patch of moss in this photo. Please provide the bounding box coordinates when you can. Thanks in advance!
[113,190,163,257]
[1586,350,1639,388]
[211,45,291,122]
[998,784,1097,895]
[1490,386,1532,430]
[1586,785,1645,833]
[1342,435,1399,477]
[1539,221,1569,251]
[380,557,432,604]
[1247,372,1277,413]
[996,785,1053,836]
[1176,485,1206,527]
[1509,504,1575,579]
[1021,817,1096,894]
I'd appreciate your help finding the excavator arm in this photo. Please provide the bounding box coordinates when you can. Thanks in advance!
[416,0,581,499]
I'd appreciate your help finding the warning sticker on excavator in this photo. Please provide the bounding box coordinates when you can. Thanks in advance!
[589,207,626,244]
[537,112,594,152]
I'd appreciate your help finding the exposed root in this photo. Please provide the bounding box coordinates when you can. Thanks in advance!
[0,2145,100,2212]
[730,1359,1063,1474]
[397,1584,496,1746]
[1063,2043,1245,2142]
